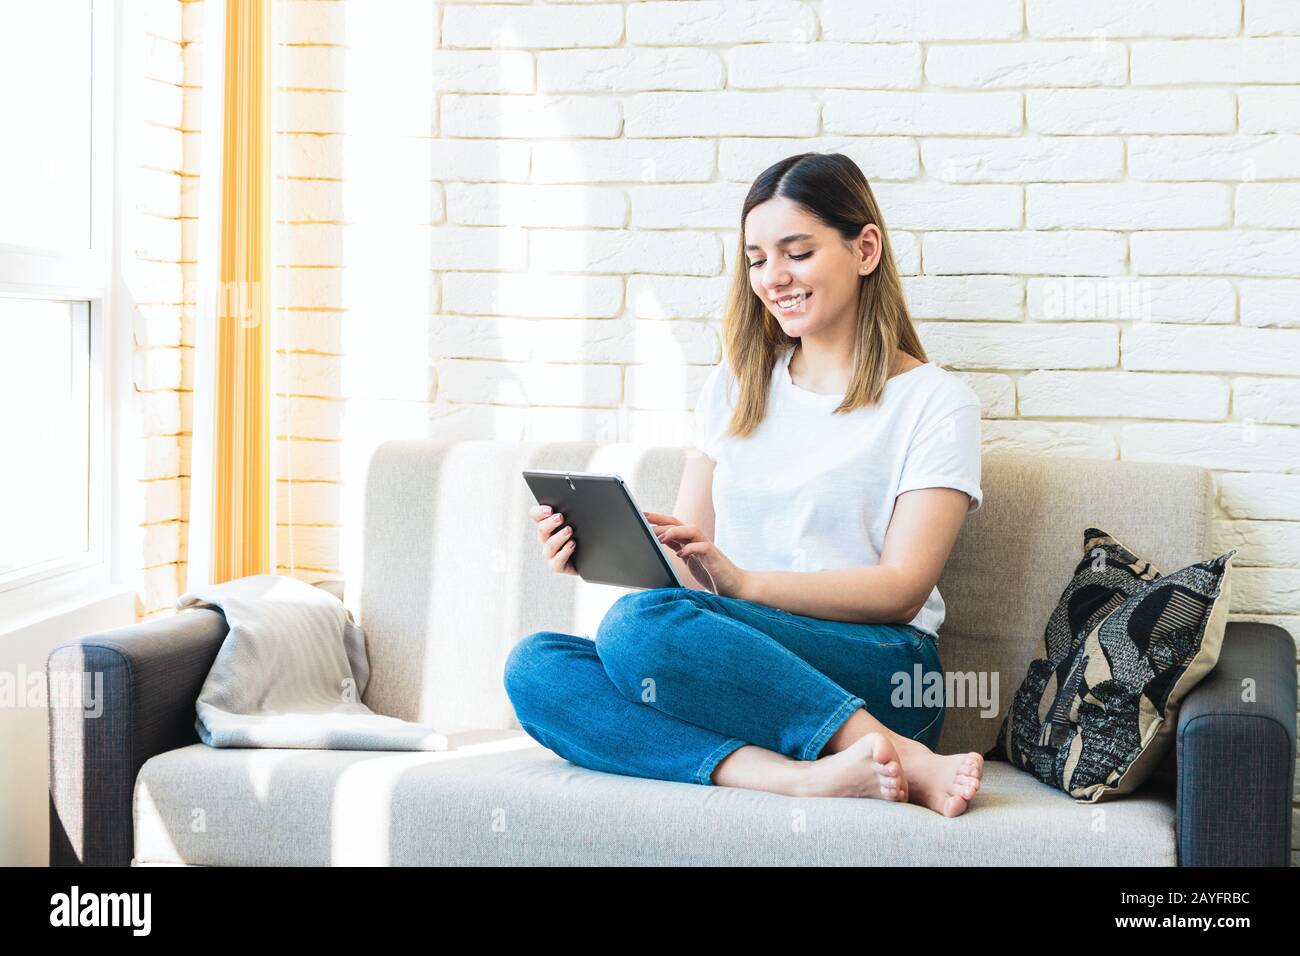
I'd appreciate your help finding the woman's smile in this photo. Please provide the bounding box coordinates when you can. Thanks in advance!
[774,290,812,314]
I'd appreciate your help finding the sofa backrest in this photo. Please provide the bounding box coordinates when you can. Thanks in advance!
[357,440,1213,756]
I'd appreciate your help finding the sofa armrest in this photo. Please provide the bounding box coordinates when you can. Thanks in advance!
[48,608,229,866]
[48,577,349,866]
[1176,621,1297,867]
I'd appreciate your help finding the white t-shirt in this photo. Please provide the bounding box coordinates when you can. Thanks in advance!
[692,343,983,640]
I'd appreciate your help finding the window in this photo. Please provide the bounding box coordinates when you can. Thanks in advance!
[0,0,112,614]
[0,300,92,583]
[0,2,93,250]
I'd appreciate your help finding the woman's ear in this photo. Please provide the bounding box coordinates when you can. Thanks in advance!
[856,223,882,276]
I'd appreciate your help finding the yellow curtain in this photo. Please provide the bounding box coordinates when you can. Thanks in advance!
[212,0,272,582]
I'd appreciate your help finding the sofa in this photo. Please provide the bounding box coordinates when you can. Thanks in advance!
[48,439,1296,866]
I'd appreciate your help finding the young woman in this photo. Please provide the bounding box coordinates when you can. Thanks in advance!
[504,152,985,817]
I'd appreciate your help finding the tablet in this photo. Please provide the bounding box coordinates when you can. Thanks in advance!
[522,469,687,591]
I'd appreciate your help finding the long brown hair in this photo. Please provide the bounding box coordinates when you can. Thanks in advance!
[718,152,926,439]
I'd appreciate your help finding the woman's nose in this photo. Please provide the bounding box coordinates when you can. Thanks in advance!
[760,264,790,289]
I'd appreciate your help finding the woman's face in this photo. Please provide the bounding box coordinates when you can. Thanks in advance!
[743,195,881,340]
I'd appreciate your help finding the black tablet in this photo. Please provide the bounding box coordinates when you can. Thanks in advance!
[522,469,687,591]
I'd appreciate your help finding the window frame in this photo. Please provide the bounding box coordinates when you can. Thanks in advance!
[0,0,117,627]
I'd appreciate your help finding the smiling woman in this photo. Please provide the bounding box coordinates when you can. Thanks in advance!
[505,152,986,818]
[695,153,982,645]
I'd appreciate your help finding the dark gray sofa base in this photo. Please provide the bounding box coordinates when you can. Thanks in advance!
[1176,621,1297,866]
[48,608,229,867]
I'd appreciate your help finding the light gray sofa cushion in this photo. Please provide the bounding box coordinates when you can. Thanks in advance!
[133,735,1177,866]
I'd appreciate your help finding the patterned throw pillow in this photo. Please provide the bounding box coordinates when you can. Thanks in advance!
[987,528,1236,803]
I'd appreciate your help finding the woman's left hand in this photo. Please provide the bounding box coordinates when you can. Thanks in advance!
[643,511,749,599]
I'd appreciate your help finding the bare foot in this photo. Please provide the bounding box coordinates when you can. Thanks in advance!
[797,732,908,801]
[895,739,983,817]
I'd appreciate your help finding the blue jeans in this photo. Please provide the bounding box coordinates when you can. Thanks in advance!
[503,586,945,786]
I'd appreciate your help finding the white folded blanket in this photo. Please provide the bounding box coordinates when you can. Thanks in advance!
[179,574,448,751]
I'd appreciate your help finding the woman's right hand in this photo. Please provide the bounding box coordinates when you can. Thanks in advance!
[529,504,577,576]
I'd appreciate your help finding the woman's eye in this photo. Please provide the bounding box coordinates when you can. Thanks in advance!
[747,252,811,269]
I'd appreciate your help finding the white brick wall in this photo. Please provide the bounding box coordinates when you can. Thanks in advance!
[120,0,188,618]
[197,0,1300,856]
